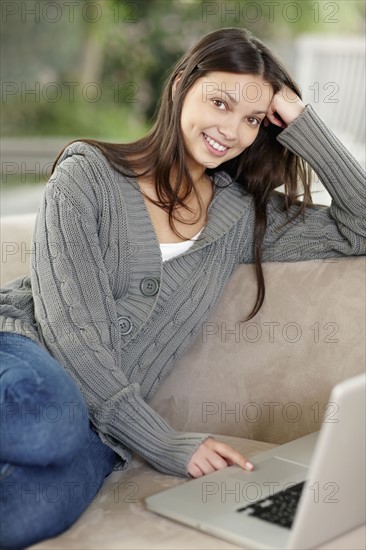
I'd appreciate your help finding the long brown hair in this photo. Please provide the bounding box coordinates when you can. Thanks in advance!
[53,27,312,320]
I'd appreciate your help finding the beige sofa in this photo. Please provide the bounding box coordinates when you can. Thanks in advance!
[1,213,365,550]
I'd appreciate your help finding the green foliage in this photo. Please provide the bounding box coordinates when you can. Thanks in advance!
[1,0,364,138]
[2,83,148,140]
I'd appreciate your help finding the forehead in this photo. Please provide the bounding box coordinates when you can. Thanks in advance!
[193,71,273,108]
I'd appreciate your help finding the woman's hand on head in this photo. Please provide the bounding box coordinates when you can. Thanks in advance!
[265,85,306,129]
[187,437,254,478]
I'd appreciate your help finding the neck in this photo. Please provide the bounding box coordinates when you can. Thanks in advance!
[170,163,210,192]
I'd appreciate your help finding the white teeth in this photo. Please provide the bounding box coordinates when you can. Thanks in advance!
[204,134,227,152]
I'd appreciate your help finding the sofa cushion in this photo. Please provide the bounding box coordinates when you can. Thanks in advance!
[28,435,275,550]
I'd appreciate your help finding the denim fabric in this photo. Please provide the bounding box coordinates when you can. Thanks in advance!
[0,332,116,549]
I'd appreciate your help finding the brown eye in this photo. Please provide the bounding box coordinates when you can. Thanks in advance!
[212,99,227,110]
[247,117,261,127]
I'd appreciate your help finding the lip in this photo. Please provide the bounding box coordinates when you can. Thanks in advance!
[202,133,231,157]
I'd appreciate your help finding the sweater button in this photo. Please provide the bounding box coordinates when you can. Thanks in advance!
[117,316,133,335]
[140,277,159,296]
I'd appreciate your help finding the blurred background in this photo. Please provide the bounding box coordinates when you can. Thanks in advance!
[1,0,365,214]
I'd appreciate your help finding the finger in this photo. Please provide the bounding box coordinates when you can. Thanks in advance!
[199,457,218,476]
[226,455,251,467]
[191,457,217,477]
[188,462,205,478]
[208,441,254,471]
[265,103,281,126]
[189,455,228,477]
[266,110,286,129]
[206,452,230,471]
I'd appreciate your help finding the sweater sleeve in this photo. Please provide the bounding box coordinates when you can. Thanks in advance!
[31,152,211,477]
[243,105,366,263]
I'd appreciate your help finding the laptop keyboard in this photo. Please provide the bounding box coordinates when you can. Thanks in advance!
[237,481,305,529]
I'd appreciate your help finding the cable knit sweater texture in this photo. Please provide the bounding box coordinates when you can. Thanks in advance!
[1,106,365,476]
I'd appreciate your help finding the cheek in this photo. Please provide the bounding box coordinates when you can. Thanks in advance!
[235,130,256,152]
[180,118,195,141]
[247,133,259,148]
[231,127,261,157]
[182,115,201,136]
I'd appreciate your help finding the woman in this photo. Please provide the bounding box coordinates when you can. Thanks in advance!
[1,27,365,548]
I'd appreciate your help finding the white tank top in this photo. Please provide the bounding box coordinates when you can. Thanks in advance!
[160,227,204,262]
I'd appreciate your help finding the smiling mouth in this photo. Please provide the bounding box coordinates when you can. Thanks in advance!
[202,133,230,152]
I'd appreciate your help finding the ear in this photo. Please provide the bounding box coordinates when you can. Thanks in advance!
[172,71,183,100]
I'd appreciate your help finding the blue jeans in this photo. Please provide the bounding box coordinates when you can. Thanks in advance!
[0,332,116,549]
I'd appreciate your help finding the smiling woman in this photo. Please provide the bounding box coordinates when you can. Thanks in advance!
[51,26,311,306]
[1,27,365,549]
[179,73,273,178]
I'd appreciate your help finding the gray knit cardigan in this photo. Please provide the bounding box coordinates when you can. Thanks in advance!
[1,106,365,476]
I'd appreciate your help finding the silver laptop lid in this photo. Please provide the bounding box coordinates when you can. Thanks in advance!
[288,372,366,549]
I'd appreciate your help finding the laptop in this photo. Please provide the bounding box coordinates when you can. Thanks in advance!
[145,372,366,549]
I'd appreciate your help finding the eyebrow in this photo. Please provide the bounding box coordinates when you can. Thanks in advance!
[219,89,267,115]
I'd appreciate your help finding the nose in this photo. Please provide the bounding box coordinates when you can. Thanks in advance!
[217,115,240,142]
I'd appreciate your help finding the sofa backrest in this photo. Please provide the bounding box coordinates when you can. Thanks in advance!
[1,213,37,286]
[150,256,366,444]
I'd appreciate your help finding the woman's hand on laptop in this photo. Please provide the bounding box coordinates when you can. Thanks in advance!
[187,437,254,478]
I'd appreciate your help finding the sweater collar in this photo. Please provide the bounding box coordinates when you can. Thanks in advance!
[124,170,252,260]
[59,141,252,263]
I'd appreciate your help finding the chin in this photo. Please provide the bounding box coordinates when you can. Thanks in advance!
[202,158,223,170]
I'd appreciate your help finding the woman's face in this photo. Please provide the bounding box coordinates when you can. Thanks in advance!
[179,71,274,178]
